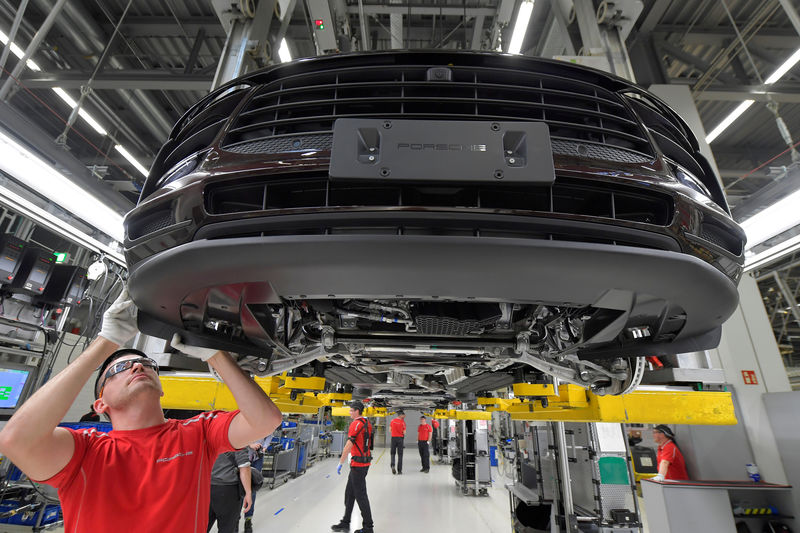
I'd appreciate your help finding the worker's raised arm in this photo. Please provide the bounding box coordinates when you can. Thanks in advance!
[0,289,138,481]
[170,335,282,449]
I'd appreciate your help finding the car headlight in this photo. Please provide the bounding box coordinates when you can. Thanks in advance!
[156,152,204,188]
[673,166,712,198]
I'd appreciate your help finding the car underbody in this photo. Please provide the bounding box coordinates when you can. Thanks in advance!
[126,51,745,406]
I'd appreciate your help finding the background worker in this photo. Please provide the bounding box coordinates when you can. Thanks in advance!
[0,288,283,533]
[417,415,433,473]
[652,424,689,481]
[208,448,252,533]
[390,410,406,475]
[331,401,374,533]
[243,437,269,533]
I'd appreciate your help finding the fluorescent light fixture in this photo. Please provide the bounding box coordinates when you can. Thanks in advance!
[765,47,800,84]
[0,183,124,265]
[0,30,41,71]
[115,144,149,177]
[0,128,124,242]
[705,100,754,143]
[744,233,800,272]
[739,187,800,249]
[706,47,800,143]
[278,38,292,63]
[52,88,108,135]
[508,0,534,55]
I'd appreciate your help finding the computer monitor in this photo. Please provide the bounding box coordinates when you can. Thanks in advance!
[37,265,87,306]
[0,235,26,284]
[0,361,38,418]
[9,247,55,294]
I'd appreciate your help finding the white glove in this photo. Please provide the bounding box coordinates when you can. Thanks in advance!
[651,474,665,482]
[170,333,219,361]
[98,287,139,346]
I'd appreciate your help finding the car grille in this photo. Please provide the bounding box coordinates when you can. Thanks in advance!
[220,62,654,162]
[223,132,651,165]
[698,221,744,256]
[205,176,673,226]
[127,209,174,241]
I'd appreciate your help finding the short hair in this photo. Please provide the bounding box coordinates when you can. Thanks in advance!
[420,415,426,420]
[94,348,149,399]
[396,409,404,415]
[349,400,364,414]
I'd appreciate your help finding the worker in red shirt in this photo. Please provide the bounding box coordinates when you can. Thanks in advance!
[389,409,406,475]
[431,418,441,456]
[417,415,433,473]
[0,288,283,533]
[652,424,689,481]
[332,401,374,533]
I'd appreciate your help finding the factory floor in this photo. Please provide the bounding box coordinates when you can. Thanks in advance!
[210,448,511,533]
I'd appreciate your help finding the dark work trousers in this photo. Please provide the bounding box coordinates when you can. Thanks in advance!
[418,441,430,470]
[342,465,373,528]
[390,437,404,472]
[244,455,263,519]
[208,483,243,533]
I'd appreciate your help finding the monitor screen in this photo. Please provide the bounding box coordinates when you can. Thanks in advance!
[28,266,48,287]
[0,250,20,276]
[0,367,33,409]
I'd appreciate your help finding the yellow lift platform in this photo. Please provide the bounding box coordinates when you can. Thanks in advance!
[160,374,736,425]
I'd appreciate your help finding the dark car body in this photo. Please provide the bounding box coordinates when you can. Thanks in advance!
[124,51,744,401]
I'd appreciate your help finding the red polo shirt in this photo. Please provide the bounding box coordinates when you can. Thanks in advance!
[657,440,688,480]
[418,423,432,442]
[390,417,406,437]
[348,417,372,467]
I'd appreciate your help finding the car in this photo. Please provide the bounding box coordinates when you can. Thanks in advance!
[124,50,745,405]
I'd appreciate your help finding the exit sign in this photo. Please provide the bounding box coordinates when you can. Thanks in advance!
[742,370,758,385]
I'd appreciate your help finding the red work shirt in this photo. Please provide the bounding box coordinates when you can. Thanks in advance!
[39,410,238,533]
[348,417,372,467]
[418,423,432,442]
[390,417,406,437]
[657,439,689,480]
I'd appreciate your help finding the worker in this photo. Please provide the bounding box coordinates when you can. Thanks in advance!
[431,418,440,456]
[243,437,269,533]
[389,409,406,475]
[0,288,283,532]
[208,448,252,533]
[417,415,433,473]
[331,400,374,533]
[652,424,689,481]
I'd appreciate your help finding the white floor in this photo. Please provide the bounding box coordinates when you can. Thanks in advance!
[214,447,513,533]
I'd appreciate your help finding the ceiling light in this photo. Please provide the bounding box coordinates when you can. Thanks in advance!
[705,100,754,143]
[278,38,292,63]
[0,183,124,265]
[115,145,149,177]
[0,30,41,71]
[508,0,535,55]
[764,47,800,84]
[52,88,108,136]
[739,187,800,249]
[0,128,124,242]
[744,233,800,272]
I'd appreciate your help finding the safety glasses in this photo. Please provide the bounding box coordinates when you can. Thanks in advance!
[98,357,159,398]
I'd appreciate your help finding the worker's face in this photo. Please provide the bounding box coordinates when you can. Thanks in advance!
[95,354,163,410]
[652,429,666,444]
[349,407,359,419]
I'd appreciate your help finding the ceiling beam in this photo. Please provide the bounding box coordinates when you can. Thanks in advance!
[658,39,738,84]
[653,27,800,48]
[100,17,226,38]
[694,83,800,103]
[20,71,214,91]
[346,5,496,17]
